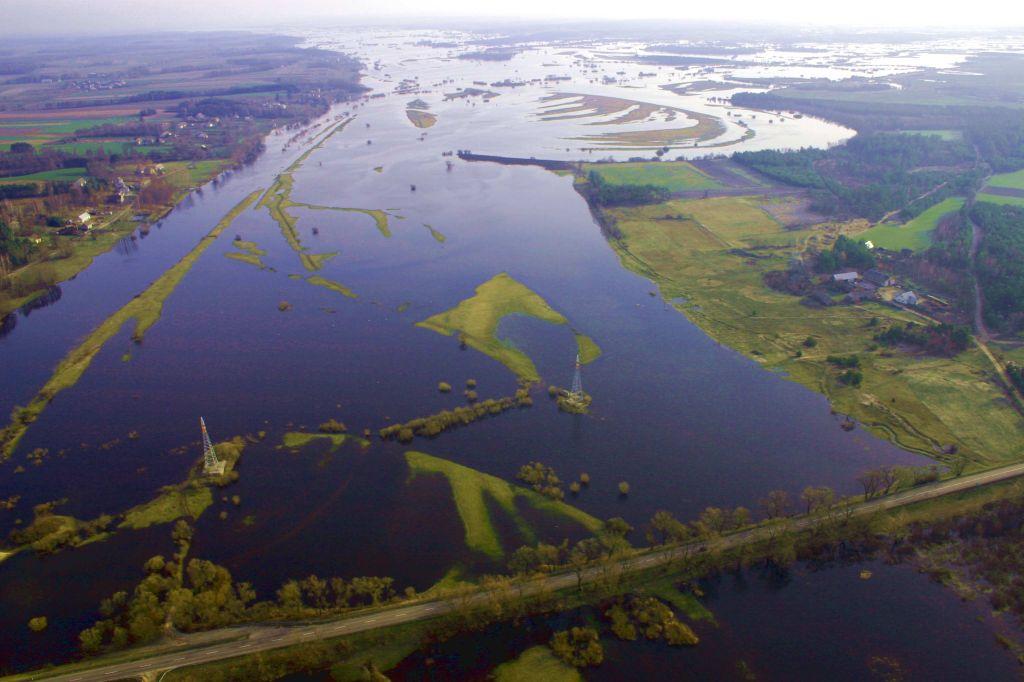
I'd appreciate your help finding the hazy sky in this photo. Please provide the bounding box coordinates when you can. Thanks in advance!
[2,0,1022,36]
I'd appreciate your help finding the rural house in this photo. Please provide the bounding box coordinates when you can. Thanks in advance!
[894,291,919,306]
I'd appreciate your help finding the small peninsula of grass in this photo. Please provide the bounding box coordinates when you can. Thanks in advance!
[120,485,213,530]
[406,109,438,128]
[307,275,357,299]
[282,432,367,452]
[424,223,447,242]
[417,273,600,382]
[0,191,262,460]
[493,646,583,682]
[226,239,268,269]
[406,450,601,559]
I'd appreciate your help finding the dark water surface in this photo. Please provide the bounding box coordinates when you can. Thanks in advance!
[0,92,942,672]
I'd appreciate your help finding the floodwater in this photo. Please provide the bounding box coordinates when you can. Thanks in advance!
[0,30,1012,675]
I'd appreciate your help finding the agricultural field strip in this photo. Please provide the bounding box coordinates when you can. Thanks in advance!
[30,460,1024,682]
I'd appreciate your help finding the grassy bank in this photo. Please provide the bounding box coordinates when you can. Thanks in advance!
[417,272,601,382]
[600,190,1024,465]
[0,191,262,460]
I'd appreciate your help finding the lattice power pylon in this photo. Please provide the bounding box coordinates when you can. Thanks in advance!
[571,353,583,397]
[200,417,225,475]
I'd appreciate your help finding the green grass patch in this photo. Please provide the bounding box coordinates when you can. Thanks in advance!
[406,109,438,128]
[306,275,357,299]
[406,450,601,559]
[493,646,582,682]
[977,193,1024,207]
[574,333,602,364]
[0,190,262,460]
[583,161,722,192]
[0,167,86,184]
[417,273,599,382]
[857,197,964,252]
[282,432,366,452]
[425,223,446,242]
[226,240,268,270]
[899,130,962,141]
[985,169,1024,191]
[120,485,213,530]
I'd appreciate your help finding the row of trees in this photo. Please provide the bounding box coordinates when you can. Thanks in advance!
[873,321,971,356]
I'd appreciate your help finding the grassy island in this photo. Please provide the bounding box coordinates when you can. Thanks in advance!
[417,273,601,382]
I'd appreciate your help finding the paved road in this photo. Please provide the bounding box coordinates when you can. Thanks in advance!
[21,460,1024,682]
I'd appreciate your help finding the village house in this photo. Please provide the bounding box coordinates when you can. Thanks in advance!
[894,291,919,306]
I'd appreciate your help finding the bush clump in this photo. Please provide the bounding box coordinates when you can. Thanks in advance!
[318,419,347,434]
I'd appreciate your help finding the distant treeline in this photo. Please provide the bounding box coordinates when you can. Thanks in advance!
[731,92,1024,172]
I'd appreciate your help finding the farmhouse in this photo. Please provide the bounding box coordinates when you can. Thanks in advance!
[894,291,919,306]
[77,212,92,225]
[833,271,859,283]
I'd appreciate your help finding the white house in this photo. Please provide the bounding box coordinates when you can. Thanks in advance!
[833,271,859,283]
[77,212,92,224]
[894,291,919,306]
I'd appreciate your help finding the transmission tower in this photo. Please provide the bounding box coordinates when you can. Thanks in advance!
[200,417,225,475]
[571,353,583,397]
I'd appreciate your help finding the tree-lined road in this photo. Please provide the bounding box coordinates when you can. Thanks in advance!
[20,460,1024,682]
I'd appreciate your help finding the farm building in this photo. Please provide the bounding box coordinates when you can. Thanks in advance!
[894,291,919,306]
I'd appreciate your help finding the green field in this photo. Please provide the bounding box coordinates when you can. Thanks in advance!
[986,169,1024,191]
[0,167,86,184]
[899,130,963,142]
[493,646,582,682]
[857,197,965,252]
[977,192,1024,207]
[584,161,722,191]
[604,192,1024,465]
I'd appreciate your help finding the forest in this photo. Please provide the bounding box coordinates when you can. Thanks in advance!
[970,202,1024,333]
